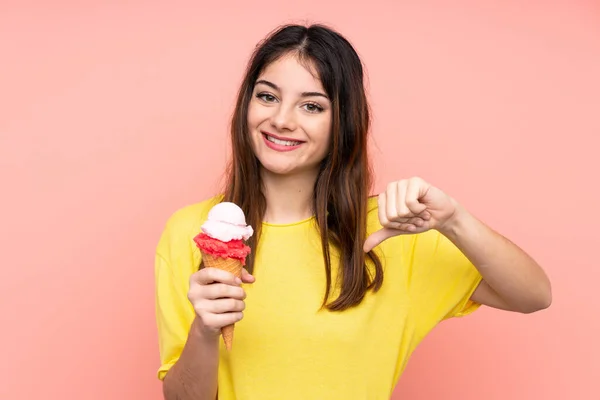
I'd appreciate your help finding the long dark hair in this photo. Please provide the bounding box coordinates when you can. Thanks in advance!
[222,24,383,311]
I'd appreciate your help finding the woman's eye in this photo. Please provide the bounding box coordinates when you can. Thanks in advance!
[303,103,323,113]
[257,93,277,102]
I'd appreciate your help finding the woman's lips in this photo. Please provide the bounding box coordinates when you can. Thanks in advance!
[261,131,304,152]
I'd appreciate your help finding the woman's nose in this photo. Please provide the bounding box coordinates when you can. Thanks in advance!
[270,104,297,132]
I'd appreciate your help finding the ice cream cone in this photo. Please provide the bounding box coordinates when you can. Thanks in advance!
[201,252,244,350]
[194,201,253,351]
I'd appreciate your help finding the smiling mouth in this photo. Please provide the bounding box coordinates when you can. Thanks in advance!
[262,132,303,147]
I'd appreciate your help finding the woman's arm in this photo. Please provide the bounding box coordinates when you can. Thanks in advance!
[162,266,251,400]
[438,202,552,313]
[162,318,219,400]
[364,177,552,314]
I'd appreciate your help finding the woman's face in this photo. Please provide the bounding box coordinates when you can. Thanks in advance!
[247,54,332,177]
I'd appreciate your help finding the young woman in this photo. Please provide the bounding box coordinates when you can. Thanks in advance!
[155,24,551,400]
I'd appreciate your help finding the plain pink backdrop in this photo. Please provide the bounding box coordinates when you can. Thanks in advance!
[1,1,599,399]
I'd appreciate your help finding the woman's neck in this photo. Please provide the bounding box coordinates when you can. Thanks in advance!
[261,168,318,224]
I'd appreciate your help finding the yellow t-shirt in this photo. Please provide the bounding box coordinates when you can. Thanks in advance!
[155,196,483,399]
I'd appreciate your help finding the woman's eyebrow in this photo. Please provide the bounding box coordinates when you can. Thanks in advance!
[255,79,329,100]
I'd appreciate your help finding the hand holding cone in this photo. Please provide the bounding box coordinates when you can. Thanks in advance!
[200,254,244,350]
[193,202,253,350]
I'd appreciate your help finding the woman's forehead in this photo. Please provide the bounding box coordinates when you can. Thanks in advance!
[257,54,324,94]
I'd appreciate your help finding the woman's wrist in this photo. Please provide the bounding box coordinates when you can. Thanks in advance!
[191,317,221,345]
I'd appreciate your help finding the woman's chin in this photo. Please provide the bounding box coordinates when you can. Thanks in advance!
[259,160,319,177]
[259,163,297,176]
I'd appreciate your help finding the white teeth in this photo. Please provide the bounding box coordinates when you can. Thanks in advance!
[266,135,300,146]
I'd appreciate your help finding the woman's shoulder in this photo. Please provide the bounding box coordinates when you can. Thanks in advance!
[158,194,223,248]
[367,195,378,213]
[366,195,381,234]
[167,195,222,226]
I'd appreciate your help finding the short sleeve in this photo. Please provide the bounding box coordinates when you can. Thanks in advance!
[407,229,483,325]
[154,206,204,380]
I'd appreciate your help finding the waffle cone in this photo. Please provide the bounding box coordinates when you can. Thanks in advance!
[201,252,244,351]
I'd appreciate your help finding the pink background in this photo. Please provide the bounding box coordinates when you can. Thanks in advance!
[1,1,599,399]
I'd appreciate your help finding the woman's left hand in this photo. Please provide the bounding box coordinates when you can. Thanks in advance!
[363,177,459,252]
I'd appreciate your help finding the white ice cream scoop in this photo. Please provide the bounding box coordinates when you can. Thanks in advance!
[201,202,254,242]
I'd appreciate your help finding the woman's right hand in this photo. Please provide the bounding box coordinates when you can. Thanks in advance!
[187,267,255,337]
